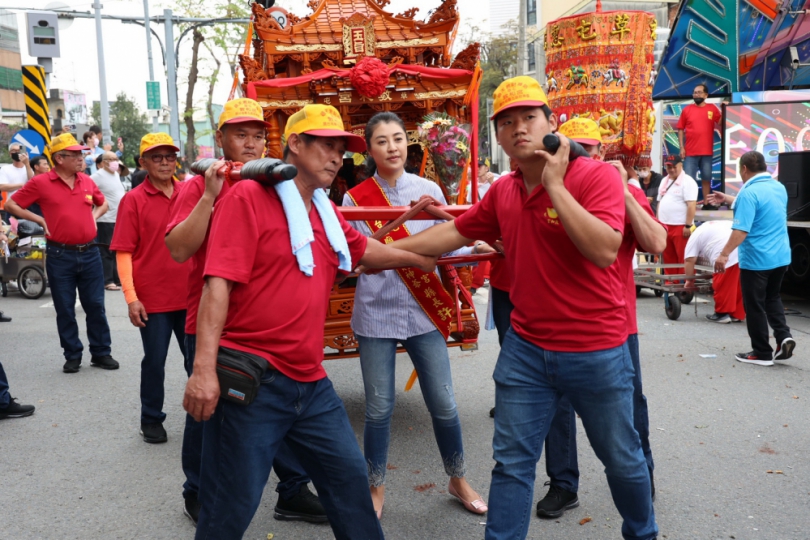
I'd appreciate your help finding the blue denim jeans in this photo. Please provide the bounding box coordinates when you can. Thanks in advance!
[140,310,187,424]
[683,155,713,193]
[544,333,654,494]
[357,330,466,486]
[182,335,310,502]
[196,371,383,540]
[45,245,111,362]
[491,286,514,346]
[486,329,657,540]
[0,361,10,408]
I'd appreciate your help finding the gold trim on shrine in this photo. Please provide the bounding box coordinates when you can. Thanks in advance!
[276,44,342,52]
[377,37,440,49]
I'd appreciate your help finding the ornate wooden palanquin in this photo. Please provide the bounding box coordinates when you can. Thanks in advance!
[239,0,484,360]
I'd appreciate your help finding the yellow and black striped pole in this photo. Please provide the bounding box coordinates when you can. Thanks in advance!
[22,65,52,161]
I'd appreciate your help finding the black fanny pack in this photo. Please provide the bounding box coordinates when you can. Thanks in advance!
[216,346,270,406]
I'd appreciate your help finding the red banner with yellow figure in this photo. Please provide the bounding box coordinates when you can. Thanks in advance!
[544,10,657,166]
[347,178,455,339]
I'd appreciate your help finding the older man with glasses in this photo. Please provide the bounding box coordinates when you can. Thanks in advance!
[5,133,118,374]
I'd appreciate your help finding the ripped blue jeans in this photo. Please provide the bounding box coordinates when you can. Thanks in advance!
[357,330,466,486]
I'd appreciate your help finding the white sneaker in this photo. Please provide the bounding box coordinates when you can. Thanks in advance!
[774,337,796,361]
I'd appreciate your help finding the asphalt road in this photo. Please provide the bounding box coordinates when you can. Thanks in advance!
[1,284,809,540]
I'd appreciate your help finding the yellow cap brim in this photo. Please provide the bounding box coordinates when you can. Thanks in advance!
[305,129,367,153]
[141,143,180,154]
[490,100,548,120]
[219,116,273,130]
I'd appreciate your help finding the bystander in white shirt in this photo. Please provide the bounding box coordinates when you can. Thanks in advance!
[91,157,126,223]
[684,220,739,268]
[657,169,698,225]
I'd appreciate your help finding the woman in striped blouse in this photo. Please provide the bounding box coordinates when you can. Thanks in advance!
[343,112,492,519]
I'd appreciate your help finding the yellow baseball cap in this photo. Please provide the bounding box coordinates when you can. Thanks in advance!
[284,104,366,153]
[491,76,549,120]
[218,98,272,130]
[139,133,180,156]
[50,133,89,153]
[557,117,602,146]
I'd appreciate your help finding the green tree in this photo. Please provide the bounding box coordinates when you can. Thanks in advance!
[478,29,518,144]
[91,93,149,168]
[0,123,24,163]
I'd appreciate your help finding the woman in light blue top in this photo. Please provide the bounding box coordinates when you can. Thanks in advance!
[343,112,492,519]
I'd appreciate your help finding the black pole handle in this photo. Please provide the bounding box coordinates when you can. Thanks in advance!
[542,133,591,160]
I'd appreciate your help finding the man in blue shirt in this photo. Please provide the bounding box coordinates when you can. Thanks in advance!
[711,151,795,366]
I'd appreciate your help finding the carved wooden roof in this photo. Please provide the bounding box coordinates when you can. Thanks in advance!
[255,0,459,47]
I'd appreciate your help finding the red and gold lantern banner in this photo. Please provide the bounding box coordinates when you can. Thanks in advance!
[544,11,657,166]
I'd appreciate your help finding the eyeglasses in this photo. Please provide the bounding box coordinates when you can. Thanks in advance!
[55,153,83,160]
[147,153,177,163]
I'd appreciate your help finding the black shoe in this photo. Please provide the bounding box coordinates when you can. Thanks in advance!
[489,406,495,418]
[774,337,796,361]
[735,351,773,366]
[274,484,328,523]
[91,355,119,370]
[536,482,579,519]
[183,494,201,526]
[701,203,719,210]
[650,470,655,502]
[0,311,11,322]
[140,422,168,444]
[705,312,731,324]
[63,359,81,373]
[0,397,35,419]
[471,288,477,295]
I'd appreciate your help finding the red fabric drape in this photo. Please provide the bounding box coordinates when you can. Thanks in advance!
[246,65,475,98]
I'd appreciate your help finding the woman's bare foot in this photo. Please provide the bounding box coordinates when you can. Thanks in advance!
[448,477,488,514]
[370,485,385,519]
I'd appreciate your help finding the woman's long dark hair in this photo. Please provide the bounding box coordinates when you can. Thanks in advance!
[363,112,407,177]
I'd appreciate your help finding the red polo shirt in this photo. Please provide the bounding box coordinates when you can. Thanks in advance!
[676,103,721,156]
[204,180,367,382]
[11,170,105,245]
[455,158,627,352]
[620,185,661,335]
[111,178,191,313]
[165,174,232,335]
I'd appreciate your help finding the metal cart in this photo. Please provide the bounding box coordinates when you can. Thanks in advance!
[634,258,714,320]
[1,238,47,299]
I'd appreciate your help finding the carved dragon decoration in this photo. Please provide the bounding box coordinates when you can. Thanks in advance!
[425,0,458,25]
[239,54,269,82]
[450,42,481,71]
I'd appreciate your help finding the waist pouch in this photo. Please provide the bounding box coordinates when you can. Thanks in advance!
[216,346,270,406]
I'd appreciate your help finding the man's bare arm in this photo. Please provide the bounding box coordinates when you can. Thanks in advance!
[678,129,686,158]
[165,161,226,263]
[626,192,667,254]
[359,237,438,273]
[92,200,108,220]
[4,198,50,235]
[183,277,232,422]
[714,230,748,273]
[389,220,473,257]
[548,185,622,268]
[686,201,697,226]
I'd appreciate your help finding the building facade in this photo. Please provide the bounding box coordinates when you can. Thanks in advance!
[0,8,25,116]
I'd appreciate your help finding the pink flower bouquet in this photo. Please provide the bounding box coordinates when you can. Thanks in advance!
[417,112,471,201]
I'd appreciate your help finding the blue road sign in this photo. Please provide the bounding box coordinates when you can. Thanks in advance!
[12,129,47,156]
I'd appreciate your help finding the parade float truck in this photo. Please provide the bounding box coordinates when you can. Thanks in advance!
[653,0,810,287]
[237,0,492,369]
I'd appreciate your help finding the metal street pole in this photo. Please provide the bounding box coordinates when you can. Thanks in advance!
[517,0,526,76]
[92,0,111,143]
[164,8,181,146]
[143,0,159,131]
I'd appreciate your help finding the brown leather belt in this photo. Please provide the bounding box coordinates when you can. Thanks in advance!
[46,240,96,252]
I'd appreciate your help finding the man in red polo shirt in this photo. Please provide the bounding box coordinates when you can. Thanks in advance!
[165,98,326,526]
[6,133,118,374]
[182,104,436,539]
[389,77,658,540]
[110,133,191,446]
[677,83,721,208]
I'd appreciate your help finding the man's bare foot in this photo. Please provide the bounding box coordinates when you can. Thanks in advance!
[370,485,385,519]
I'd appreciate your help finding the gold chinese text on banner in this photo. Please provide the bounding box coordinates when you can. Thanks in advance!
[22,65,52,162]
[347,178,454,339]
[544,11,656,166]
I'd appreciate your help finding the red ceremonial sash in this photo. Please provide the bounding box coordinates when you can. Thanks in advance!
[347,177,454,339]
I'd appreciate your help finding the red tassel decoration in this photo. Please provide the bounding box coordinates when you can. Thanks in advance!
[350,57,389,98]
